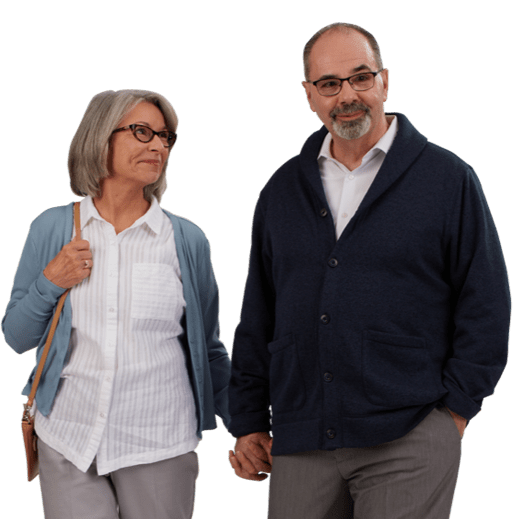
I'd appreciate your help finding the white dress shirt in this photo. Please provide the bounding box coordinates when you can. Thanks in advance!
[318,116,398,239]
[35,196,198,475]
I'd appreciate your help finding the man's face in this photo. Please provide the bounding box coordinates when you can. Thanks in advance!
[302,30,389,142]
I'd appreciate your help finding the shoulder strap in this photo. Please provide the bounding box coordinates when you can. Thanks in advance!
[23,202,81,419]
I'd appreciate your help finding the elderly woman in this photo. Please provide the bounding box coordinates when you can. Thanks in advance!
[2,90,230,519]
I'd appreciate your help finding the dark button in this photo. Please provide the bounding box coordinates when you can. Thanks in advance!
[320,208,328,217]
[320,314,330,324]
[326,429,336,439]
[328,258,338,268]
[323,372,333,382]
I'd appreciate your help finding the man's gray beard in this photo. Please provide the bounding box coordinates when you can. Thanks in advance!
[331,112,371,140]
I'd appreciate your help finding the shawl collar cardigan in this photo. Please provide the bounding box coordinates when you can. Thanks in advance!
[228,113,510,455]
[3,204,231,436]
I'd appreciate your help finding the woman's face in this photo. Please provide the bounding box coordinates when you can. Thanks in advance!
[108,102,170,189]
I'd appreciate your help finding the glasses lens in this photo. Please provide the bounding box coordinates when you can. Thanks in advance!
[350,73,374,91]
[132,125,153,142]
[317,79,342,96]
[159,132,176,148]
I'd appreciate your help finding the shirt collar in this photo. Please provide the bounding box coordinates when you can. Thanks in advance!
[318,115,398,165]
[80,195,164,235]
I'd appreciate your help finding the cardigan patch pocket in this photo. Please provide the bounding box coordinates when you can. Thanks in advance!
[362,330,439,407]
[131,263,186,333]
[267,334,306,413]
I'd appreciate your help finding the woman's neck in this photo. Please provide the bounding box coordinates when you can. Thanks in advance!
[93,182,151,234]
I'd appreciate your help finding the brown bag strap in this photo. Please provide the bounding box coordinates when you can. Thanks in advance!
[23,202,81,421]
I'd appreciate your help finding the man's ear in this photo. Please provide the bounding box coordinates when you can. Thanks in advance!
[302,81,317,113]
[381,68,389,102]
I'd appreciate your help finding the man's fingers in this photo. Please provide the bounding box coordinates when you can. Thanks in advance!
[235,449,259,474]
[263,438,273,462]
[243,451,271,473]
[245,438,273,470]
[229,451,268,481]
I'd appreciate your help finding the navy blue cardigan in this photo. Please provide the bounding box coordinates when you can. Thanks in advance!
[228,113,510,455]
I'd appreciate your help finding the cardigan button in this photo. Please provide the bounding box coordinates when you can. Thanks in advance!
[320,314,330,324]
[323,372,333,382]
[326,429,336,439]
[320,208,328,217]
[328,258,338,268]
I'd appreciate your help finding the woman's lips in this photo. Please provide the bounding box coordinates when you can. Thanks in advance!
[141,160,160,166]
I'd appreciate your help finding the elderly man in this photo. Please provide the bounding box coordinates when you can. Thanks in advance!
[228,23,510,519]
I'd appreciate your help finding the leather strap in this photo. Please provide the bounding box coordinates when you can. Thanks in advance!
[24,202,81,417]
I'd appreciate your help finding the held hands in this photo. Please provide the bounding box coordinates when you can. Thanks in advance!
[229,432,273,481]
[43,237,93,289]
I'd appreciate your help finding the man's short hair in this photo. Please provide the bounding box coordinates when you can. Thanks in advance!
[68,89,178,203]
[303,23,383,81]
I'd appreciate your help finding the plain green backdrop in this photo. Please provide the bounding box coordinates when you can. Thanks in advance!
[1,1,511,517]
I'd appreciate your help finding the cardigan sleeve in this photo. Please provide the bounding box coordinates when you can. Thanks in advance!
[441,166,510,420]
[197,234,232,429]
[2,223,67,354]
[228,199,275,438]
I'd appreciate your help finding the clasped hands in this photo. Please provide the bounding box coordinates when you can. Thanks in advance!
[229,409,467,481]
[229,432,273,481]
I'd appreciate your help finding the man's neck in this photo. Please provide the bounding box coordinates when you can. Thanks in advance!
[330,115,392,171]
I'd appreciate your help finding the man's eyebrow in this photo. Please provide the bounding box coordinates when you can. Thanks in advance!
[316,74,340,81]
[351,64,372,73]
[315,65,373,81]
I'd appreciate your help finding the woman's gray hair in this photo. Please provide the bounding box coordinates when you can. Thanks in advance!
[303,23,383,81]
[69,89,178,203]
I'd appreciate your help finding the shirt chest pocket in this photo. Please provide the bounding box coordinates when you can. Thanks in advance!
[131,263,185,327]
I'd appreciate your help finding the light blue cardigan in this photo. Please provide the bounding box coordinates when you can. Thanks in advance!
[2,202,231,436]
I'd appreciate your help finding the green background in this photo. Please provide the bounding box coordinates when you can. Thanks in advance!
[0,0,513,519]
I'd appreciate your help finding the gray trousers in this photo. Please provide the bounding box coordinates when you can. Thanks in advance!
[38,440,198,519]
[268,407,461,519]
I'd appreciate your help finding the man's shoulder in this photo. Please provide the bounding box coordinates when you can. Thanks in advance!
[387,135,477,198]
[260,126,327,195]
[381,114,475,192]
[392,113,473,177]
[256,154,302,211]
[423,141,471,168]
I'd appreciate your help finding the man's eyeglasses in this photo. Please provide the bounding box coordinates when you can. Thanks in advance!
[310,69,384,96]
[111,124,177,148]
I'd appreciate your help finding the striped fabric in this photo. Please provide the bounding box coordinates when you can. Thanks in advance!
[35,196,198,475]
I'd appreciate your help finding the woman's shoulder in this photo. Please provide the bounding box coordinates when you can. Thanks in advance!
[161,209,208,245]
[28,202,75,236]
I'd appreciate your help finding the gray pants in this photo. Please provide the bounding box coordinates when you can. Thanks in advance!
[268,407,461,519]
[38,440,198,519]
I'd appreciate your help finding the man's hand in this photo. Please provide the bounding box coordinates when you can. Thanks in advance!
[447,408,468,438]
[229,432,273,481]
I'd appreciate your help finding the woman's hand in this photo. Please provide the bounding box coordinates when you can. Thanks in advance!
[43,237,93,289]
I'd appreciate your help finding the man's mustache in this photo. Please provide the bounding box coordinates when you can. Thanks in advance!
[330,104,369,118]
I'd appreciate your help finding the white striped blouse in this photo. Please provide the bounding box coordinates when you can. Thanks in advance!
[35,195,199,475]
